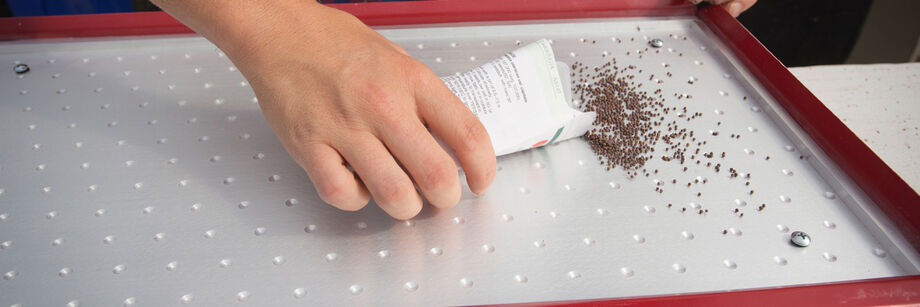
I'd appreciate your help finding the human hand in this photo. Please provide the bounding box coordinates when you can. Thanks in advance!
[690,0,758,17]
[152,0,496,219]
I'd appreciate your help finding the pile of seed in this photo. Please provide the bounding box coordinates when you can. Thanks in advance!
[574,60,660,174]
[573,59,704,179]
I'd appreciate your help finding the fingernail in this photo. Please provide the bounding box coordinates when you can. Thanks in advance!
[728,2,743,16]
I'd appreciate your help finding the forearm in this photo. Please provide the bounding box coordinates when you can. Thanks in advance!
[150,0,333,66]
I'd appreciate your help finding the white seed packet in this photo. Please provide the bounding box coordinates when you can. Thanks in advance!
[440,39,596,157]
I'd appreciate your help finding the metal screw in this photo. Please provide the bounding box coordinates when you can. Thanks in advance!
[649,38,664,48]
[790,231,811,247]
[13,63,29,74]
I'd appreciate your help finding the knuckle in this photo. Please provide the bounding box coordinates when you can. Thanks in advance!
[315,175,366,211]
[457,118,490,153]
[374,179,416,206]
[353,82,404,121]
[421,160,456,192]
[287,121,316,143]
[408,61,438,87]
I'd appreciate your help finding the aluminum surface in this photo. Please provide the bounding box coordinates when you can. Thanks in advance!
[1,17,917,306]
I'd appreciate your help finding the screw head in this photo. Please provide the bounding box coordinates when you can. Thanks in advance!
[790,231,811,247]
[649,38,664,48]
[13,63,29,74]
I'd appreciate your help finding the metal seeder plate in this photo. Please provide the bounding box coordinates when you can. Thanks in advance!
[1,18,918,306]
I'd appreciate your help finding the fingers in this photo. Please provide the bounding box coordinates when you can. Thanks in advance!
[723,0,756,17]
[413,69,496,195]
[375,113,462,209]
[336,133,423,220]
[300,143,370,211]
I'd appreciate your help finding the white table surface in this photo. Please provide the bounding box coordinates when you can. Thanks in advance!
[791,63,920,194]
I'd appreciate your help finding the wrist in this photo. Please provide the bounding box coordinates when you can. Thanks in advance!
[154,0,332,67]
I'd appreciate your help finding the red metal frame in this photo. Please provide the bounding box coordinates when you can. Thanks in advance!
[507,275,920,307]
[1,1,918,306]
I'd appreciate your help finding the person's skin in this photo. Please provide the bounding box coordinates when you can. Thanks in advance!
[691,0,758,17]
[150,0,496,220]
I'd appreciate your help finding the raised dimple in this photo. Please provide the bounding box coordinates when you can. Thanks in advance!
[236,291,250,302]
[728,228,742,236]
[514,274,528,283]
[567,271,582,279]
[293,288,307,298]
[672,263,687,273]
[773,256,788,266]
[632,234,646,243]
[619,267,634,277]
[873,248,888,258]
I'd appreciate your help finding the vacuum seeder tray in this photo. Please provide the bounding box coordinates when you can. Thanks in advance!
[1,11,918,307]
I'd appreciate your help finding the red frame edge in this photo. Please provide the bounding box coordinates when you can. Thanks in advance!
[0,11,193,40]
[0,1,918,306]
[501,275,920,307]
[0,0,695,40]
[697,5,920,250]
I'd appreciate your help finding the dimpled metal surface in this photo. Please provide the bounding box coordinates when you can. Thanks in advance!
[0,18,917,306]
